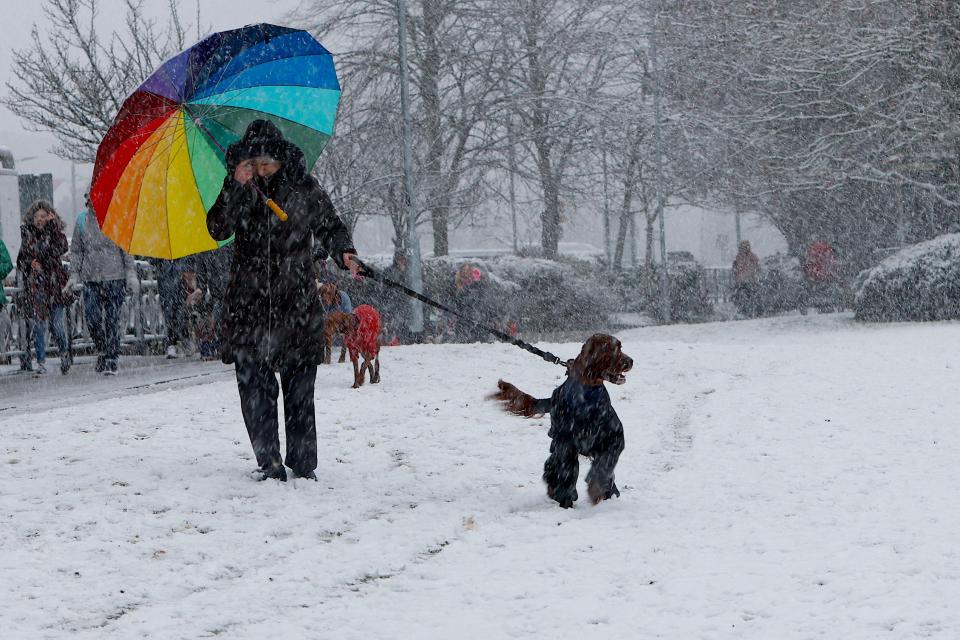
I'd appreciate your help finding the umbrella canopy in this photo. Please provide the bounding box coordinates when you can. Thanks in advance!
[90,24,340,259]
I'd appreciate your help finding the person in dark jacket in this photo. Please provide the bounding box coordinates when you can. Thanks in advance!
[17,201,72,374]
[207,120,360,482]
[452,262,494,343]
[318,270,352,315]
[151,256,191,358]
[71,194,138,374]
[732,240,762,318]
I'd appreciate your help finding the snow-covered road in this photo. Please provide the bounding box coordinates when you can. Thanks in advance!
[3,314,959,638]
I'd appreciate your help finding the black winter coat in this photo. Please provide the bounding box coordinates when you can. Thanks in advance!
[16,222,70,320]
[206,156,355,369]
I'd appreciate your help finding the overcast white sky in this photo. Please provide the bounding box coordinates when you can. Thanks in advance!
[0,0,303,214]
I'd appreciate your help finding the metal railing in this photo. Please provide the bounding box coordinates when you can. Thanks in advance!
[1,261,167,363]
[702,267,735,304]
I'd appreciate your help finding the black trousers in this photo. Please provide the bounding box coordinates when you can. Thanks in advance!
[154,259,188,345]
[235,360,318,475]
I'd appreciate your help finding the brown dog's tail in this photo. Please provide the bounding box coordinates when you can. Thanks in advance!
[490,380,552,417]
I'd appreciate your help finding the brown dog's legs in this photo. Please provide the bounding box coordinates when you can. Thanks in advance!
[322,335,333,365]
[361,355,374,386]
[338,344,347,363]
[371,355,380,384]
[351,358,362,388]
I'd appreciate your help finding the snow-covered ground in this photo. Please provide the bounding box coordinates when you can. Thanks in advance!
[3,313,960,639]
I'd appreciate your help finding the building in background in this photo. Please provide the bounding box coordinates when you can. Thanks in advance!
[0,146,21,259]
[0,145,55,261]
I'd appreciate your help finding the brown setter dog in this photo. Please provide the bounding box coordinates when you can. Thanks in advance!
[323,306,382,388]
[323,311,352,365]
[492,334,633,508]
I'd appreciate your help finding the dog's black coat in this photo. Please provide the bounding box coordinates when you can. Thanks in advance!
[538,377,624,508]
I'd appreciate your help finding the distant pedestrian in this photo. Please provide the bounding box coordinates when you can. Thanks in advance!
[191,244,233,355]
[803,240,843,312]
[452,262,493,343]
[151,257,191,358]
[318,270,352,315]
[732,240,762,318]
[181,269,218,360]
[17,201,72,374]
[70,194,138,374]
[804,240,838,283]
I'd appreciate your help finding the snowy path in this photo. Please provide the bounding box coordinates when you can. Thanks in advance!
[3,314,960,638]
[0,356,236,417]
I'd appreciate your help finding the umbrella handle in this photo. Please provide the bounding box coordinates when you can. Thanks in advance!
[265,198,289,222]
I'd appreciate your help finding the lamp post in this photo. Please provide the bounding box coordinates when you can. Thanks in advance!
[649,0,670,323]
[396,0,425,336]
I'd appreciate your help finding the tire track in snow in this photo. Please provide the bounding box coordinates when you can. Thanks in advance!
[657,385,719,473]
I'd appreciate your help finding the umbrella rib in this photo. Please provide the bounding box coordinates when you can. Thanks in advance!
[198,31,267,98]
[163,113,185,258]
[112,119,184,171]
[191,87,338,132]
[130,118,175,256]
[122,115,179,254]
[156,58,186,104]
[193,51,335,101]
[189,28,247,101]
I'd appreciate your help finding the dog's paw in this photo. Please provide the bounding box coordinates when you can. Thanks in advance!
[587,481,619,505]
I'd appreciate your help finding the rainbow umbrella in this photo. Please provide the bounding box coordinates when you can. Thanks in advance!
[90,24,340,259]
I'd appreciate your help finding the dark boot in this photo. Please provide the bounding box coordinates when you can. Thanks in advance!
[256,463,287,482]
[292,469,317,481]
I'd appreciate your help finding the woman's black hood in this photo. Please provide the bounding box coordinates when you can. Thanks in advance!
[225,119,308,187]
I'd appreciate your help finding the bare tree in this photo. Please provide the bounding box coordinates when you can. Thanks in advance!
[479,0,623,258]
[4,0,190,163]
[298,0,499,256]
[647,0,960,272]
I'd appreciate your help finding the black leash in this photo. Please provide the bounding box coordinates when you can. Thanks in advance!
[354,259,567,369]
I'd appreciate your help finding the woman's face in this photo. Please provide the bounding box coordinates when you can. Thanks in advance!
[254,156,282,178]
[33,209,52,228]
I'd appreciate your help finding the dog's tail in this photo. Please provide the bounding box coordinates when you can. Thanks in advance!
[490,380,552,417]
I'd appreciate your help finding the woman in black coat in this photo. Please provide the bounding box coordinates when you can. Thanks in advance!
[17,201,72,374]
[207,120,360,482]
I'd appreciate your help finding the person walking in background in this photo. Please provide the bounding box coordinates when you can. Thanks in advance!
[151,257,191,358]
[16,201,72,374]
[318,269,352,315]
[732,240,762,318]
[207,119,360,482]
[452,262,494,343]
[803,239,843,312]
[70,194,139,374]
[191,244,234,356]
[181,269,218,360]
